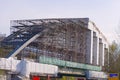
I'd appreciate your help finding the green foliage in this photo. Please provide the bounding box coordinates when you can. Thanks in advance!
[0,46,13,58]
[0,69,5,75]
[109,43,117,53]
[0,46,13,75]
[104,42,120,73]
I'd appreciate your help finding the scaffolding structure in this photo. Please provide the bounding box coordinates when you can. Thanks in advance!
[2,18,89,63]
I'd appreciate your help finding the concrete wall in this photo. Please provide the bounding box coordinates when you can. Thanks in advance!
[86,21,109,66]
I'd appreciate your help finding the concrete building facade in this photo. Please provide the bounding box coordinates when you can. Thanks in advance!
[86,21,109,66]
[1,18,109,80]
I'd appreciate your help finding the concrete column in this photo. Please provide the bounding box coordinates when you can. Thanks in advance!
[99,43,102,66]
[104,47,109,71]
[102,44,105,66]
[93,35,99,65]
[96,37,99,65]
[99,40,104,66]
[86,30,93,64]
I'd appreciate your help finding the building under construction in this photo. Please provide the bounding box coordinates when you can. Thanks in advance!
[1,18,109,80]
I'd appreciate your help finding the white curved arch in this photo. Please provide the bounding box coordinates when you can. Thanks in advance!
[8,28,50,58]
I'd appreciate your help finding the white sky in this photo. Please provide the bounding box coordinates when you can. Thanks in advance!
[0,0,120,42]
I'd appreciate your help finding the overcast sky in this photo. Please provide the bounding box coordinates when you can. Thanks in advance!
[0,0,120,42]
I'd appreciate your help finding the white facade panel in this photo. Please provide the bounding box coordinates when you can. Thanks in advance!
[0,58,58,78]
